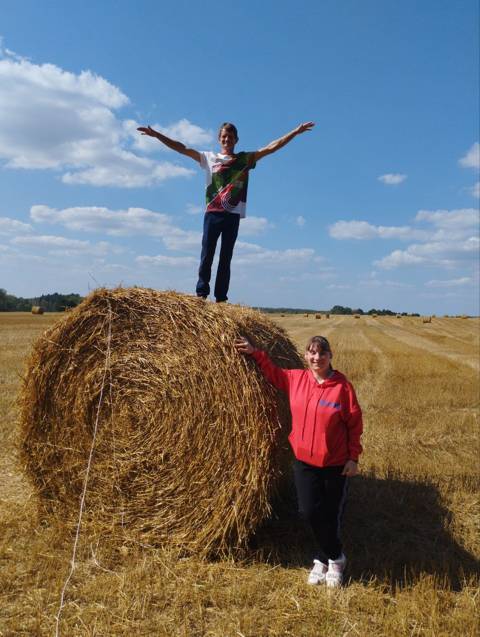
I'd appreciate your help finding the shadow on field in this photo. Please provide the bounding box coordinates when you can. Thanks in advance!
[250,471,479,590]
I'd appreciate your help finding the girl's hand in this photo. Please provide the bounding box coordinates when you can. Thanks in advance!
[234,337,255,355]
[342,460,359,477]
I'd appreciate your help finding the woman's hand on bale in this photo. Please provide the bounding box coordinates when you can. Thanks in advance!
[234,337,255,355]
[342,460,359,477]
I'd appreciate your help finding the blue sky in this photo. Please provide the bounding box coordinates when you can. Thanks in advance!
[0,0,478,313]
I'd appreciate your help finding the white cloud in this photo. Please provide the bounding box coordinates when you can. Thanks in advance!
[124,118,213,154]
[234,244,316,266]
[135,254,197,268]
[471,182,480,199]
[10,233,118,256]
[378,174,407,185]
[296,215,306,228]
[30,204,202,251]
[332,208,479,271]
[0,51,201,187]
[425,277,472,288]
[186,203,203,215]
[415,208,478,231]
[0,216,32,235]
[239,216,272,237]
[329,220,427,241]
[374,250,426,269]
[459,142,480,169]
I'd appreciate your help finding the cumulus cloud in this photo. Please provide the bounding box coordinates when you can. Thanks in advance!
[378,173,407,185]
[30,204,203,250]
[331,208,479,271]
[0,216,32,235]
[425,277,472,288]
[10,233,118,256]
[124,118,213,154]
[234,242,317,266]
[135,254,197,268]
[329,220,427,241]
[0,50,205,187]
[459,142,480,169]
[239,216,272,237]
[186,203,203,215]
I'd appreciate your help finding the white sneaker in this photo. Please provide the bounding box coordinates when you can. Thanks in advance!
[307,559,328,585]
[326,554,346,588]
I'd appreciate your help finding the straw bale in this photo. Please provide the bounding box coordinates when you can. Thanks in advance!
[423,316,432,323]
[31,306,44,314]
[315,314,321,319]
[19,287,302,553]
[354,314,360,319]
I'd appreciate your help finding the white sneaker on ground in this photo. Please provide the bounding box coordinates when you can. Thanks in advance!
[307,559,328,585]
[326,554,346,588]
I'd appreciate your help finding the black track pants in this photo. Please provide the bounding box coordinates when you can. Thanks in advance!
[293,459,348,562]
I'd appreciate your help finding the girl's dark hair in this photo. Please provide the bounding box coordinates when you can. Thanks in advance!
[218,122,238,142]
[305,335,332,354]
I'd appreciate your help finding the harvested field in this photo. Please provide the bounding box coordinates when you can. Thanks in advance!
[1,309,479,636]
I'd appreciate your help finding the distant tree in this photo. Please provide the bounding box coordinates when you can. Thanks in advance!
[330,305,352,315]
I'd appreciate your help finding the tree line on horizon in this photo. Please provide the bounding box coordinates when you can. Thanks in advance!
[0,289,83,312]
[0,290,420,316]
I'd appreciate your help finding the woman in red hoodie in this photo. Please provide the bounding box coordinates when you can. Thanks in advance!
[234,335,363,588]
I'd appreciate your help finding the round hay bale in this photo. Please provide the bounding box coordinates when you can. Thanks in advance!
[315,314,321,319]
[19,287,302,553]
[354,314,360,319]
[31,306,45,315]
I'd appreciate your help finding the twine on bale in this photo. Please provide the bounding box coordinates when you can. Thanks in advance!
[20,288,302,555]
[55,303,112,637]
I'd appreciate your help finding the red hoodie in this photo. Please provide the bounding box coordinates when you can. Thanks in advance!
[251,350,363,468]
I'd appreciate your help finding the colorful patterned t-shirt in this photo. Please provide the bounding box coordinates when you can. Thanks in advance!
[199,151,256,218]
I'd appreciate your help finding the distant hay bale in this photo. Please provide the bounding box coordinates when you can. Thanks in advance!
[354,314,360,319]
[31,306,44,315]
[423,316,432,323]
[304,314,309,318]
[396,314,401,318]
[325,313,330,319]
[372,314,378,318]
[19,288,302,554]
[315,314,321,319]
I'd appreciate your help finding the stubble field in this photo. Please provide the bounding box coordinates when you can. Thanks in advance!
[0,311,479,636]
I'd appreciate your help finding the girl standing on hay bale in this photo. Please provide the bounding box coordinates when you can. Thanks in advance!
[138,121,314,303]
[235,335,363,588]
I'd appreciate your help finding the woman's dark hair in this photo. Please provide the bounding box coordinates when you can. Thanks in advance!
[305,335,332,354]
[218,122,238,142]
[305,336,333,371]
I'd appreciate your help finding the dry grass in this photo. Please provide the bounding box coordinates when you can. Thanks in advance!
[0,309,479,636]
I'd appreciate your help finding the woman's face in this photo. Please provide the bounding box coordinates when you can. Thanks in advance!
[305,345,332,377]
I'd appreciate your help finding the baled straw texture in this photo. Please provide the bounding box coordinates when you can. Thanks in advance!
[20,288,302,553]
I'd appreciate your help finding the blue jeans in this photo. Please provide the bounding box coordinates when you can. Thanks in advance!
[196,212,240,302]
